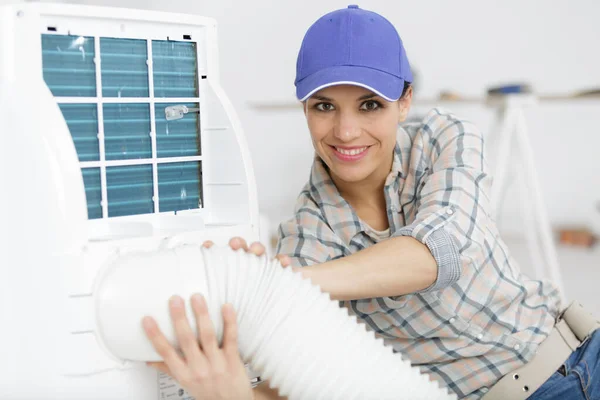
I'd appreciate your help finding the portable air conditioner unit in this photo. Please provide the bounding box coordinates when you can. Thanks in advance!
[0,3,260,399]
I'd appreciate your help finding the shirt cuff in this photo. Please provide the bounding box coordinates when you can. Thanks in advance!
[392,223,462,293]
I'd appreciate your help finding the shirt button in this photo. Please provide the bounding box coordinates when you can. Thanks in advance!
[514,344,521,350]
[449,318,456,324]
[477,333,484,340]
[481,388,489,393]
[446,208,454,215]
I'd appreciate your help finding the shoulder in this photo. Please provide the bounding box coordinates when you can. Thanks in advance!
[404,108,481,141]
[400,108,483,158]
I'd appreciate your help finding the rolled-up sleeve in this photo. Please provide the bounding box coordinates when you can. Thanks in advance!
[393,110,492,293]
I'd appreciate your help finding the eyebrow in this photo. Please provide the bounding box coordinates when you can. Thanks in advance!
[311,94,333,101]
[311,92,379,102]
[357,92,378,101]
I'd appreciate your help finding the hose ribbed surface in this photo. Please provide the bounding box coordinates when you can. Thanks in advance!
[203,247,452,400]
[96,245,454,400]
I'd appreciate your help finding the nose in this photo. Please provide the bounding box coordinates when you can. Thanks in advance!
[334,110,361,142]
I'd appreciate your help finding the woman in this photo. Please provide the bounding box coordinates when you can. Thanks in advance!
[143,5,600,400]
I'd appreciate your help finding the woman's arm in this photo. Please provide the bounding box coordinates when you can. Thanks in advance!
[298,235,436,301]
[275,199,437,301]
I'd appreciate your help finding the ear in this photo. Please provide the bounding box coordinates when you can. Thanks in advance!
[397,85,413,123]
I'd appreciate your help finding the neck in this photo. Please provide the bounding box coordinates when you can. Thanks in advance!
[331,155,393,209]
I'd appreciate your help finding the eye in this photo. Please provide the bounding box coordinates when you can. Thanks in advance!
[315,102,335,112]
[360,100,381,111]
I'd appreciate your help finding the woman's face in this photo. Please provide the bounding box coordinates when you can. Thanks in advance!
[304,84,412,186]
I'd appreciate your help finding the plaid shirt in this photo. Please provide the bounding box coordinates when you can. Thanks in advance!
[276,108,561,399]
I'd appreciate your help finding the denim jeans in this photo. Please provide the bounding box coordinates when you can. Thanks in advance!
[528,329,600,400]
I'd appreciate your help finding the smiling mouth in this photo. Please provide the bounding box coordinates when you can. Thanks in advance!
[332,146,369,156]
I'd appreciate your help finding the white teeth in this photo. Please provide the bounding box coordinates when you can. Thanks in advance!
[335,147,367,156]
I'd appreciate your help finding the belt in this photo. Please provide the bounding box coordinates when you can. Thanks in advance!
[483,301,600,400]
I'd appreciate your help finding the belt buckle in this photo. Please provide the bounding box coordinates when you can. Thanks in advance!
[560,301,600,344]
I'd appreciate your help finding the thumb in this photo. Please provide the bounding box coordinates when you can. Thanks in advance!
[274,254,292,268]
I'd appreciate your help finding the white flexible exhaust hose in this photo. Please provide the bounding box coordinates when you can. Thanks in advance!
[95,245,454,400]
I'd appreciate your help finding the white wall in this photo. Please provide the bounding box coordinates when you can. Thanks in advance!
[0,0,65,4]
[29,0,600,237]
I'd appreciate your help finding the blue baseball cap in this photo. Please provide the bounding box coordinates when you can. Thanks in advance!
[295,5,413,102]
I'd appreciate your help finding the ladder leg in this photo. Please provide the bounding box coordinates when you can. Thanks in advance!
[517,153,547,280]
[514,110,567,304]
[490,107,518,219]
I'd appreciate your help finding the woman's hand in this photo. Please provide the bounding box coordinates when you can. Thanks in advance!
[209,237,293,268]
[142,294,253,400]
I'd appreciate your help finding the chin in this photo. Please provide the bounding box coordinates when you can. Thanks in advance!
[330,166,373,184]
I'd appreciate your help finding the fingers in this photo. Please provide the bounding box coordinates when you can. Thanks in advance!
[169,296,207,370]
[221,303,241,360]
[275,254,292,267]
[231,237,265,257]
[142,316,188,379]
[191,294,224,370]
[249,242,266,257]
[207,238,266,258]
[229,237,248,251]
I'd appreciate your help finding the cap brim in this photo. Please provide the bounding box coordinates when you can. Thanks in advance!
[295,65,405,102]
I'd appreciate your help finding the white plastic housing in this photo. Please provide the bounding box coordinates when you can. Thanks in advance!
[0,3,260,399]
